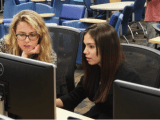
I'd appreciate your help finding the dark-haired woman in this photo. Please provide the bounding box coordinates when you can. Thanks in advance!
[56,23,141,119]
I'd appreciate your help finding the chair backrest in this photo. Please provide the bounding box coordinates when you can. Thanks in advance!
[50,0,54,7]
[83,0,92,9]
[121,5,133,35]
[14,0,20,5]
[70,0,84,5]
[83,0,94,17]
[95,0,109,4]
[0,23,5,39]
[121,43,160,88]
[52,0,70,17]
[47,25,81,97]
[14,2,35,15]
[108,11,120,28]
[19,0,28,3]
[35,3,53,14]
[115,13,123,37]
[60,4,86,25]
[132,0,146,21]
[3,0,35,19]
[3,0,15,18]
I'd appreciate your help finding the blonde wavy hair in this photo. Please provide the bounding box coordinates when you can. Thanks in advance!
[5,10,52,63]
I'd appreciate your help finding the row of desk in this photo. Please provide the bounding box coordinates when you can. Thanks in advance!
[0,100,93,120]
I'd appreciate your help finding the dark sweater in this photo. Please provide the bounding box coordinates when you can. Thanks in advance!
[60,60,141,119]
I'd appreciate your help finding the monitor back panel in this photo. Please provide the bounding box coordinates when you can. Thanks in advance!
[113,80,160,119]
[0,53,56,119]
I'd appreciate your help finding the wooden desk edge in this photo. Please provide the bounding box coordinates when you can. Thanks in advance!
[39,13,55,18]
[80,18,107,24]
[149,37,160,44]
[56,107,94,120]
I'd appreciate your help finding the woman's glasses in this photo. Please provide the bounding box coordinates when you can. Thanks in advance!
[16,34,39,41]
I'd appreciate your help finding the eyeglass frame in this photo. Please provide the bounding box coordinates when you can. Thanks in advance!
[15,34,40,41]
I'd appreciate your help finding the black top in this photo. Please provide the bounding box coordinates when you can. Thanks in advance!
[60,60,141,119]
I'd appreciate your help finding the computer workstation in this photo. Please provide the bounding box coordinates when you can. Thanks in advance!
[0,52,93,119]
[0,51,160,119]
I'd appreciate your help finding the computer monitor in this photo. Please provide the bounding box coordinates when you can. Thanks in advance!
[0,52,56,119]
[113,79,160,119]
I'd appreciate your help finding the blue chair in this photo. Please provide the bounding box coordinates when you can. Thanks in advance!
[0,23,5,39]
[83,0,106,19]
[32,0,54,23]
[108,11,120,28]
[52,0,70,17]
[129,0,147,39]
[121,5,133,43]
[35,2,54,23]
[2,0,35,35]
[3,0,35,19]
[35,0,70,17]
[52,4,86,25]
[62,11,120,30]
[35,3,53,14]
[28,0,48,4]
[115,13,123,39]
[14,2,35,15]
[83,0,94,18]
[93,0,110,19]
[70,0,84,5]
[19,0,29,3]
[95,0,110,4]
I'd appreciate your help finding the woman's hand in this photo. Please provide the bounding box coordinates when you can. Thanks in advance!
[21,44,40,58]
[56,98,64,108]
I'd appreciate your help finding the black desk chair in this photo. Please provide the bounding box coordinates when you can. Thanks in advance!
[47,25,81,97]
[121,43,160,88]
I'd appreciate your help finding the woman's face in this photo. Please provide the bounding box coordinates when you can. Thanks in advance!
[15,21,39,53]
[83,33,101,66]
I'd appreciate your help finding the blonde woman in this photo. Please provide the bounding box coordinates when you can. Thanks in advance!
[0,10,57,64]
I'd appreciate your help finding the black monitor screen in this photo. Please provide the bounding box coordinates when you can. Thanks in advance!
[0,52,56,119]
[113,79,160,119]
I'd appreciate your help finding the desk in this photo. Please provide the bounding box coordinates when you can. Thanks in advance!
[90,1,134,21]
[39,13,55,18]
[80,18,107,24]
[56,107,94,120]
[149,36,160,49]
[0,103,93,120]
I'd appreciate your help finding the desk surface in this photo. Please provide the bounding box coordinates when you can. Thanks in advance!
[149,36,160,44]
[80,18,107,24]
[39,13,55,18]
[90,1,134,11]
[56,107,93,120]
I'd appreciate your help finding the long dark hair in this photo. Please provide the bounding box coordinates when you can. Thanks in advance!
[82,23,125,103]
